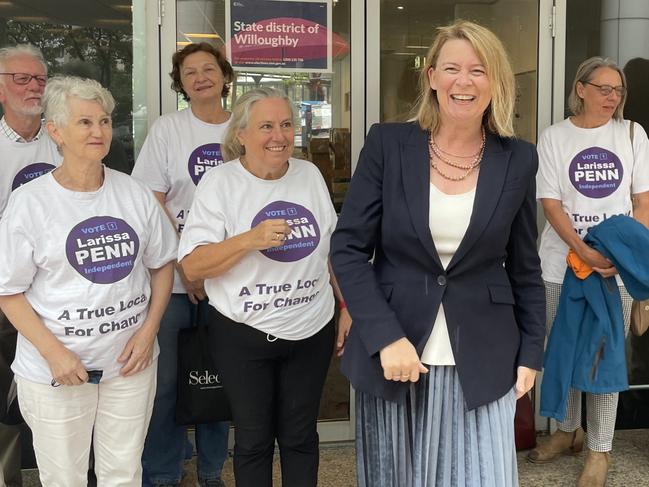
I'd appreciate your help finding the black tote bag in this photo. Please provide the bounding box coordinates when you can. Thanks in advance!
[175,325,231,425]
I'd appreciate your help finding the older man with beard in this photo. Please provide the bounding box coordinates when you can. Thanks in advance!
[0,44,60,487]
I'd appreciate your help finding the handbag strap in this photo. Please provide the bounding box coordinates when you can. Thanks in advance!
[194,303,215,360]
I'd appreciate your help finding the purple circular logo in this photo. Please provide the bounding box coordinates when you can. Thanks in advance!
[11,162,56,191]
[66,216,140,284]
[251,201,320,262]
[188,143,224,185]
[569,147,623,198]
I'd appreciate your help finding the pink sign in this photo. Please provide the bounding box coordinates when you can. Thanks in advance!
[227,0,332,72]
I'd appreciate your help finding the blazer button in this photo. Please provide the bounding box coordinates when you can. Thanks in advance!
[437,275,447,286]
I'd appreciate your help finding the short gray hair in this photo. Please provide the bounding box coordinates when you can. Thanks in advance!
[222,87,297,161]
[0,44,47,81]
[568,57,627,119]
[43,76,115,127]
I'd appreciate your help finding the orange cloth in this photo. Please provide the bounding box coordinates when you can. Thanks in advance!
[566,249,594,280]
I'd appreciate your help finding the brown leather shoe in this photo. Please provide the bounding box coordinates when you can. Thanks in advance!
[526,427,584,464]
[576,450,610,487]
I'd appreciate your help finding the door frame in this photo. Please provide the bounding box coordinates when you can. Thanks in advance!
[535,0,560,432]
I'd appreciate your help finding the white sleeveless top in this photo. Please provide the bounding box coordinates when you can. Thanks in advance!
[421,183,476,365]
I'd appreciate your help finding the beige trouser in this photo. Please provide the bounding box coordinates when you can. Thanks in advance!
[17,362,157,487]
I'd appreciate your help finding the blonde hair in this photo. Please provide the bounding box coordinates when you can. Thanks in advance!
[568,57,626,120]
[414,20,515,137]
[222,87,297,161]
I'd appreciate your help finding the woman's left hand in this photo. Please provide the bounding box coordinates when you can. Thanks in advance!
[515,365,537,399]
[336,308,352,357]
[118,323,157,376]
[592,265,618,279]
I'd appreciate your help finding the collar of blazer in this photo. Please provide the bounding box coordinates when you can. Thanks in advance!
[400,123,513,272]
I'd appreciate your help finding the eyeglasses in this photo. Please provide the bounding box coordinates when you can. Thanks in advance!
[583,81,626,97]
[0,72,47,86]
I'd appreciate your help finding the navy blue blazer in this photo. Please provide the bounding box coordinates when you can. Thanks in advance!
[330,122,546,410]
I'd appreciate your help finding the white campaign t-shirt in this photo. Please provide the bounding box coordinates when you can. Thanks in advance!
[132,108,230,293]
[0,168,178,384]
[178,158,336,340]
[0,132,61,217]
[537,118,649,283]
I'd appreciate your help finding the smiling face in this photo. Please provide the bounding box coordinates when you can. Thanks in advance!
[179,50,226,103]
[237,97,294,177]
[577,67,623,124]
[48,97,112,164]
[0,54,47,118]
[428,38,492,127]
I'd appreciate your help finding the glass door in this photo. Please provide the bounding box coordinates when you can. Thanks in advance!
[165,0,362,442]
[0,0,159,469]
[369,0,540,143]
[368,0,549,431]
[0,0,160,172]
[553,0,649,430]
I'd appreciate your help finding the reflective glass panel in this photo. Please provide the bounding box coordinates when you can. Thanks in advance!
[176,0,351,423]
[380,0,539,143]
[565,0,649,428]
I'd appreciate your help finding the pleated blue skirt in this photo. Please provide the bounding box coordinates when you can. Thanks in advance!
[356,366,518,487]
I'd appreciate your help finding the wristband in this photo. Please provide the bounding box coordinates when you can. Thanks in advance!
[338,299,347,310]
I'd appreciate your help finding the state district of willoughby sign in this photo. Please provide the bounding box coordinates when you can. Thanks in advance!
[226,0,333,73]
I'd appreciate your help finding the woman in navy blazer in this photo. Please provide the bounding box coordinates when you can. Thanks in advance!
[331,21,545,487]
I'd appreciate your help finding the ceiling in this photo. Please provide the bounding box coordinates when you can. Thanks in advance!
[0,0,131,29]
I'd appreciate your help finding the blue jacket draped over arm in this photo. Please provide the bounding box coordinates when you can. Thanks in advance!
[541,215,649,421]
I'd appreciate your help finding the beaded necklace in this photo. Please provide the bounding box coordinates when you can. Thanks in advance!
[428,128,485,181]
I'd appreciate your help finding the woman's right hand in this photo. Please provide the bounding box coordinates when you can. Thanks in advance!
[579,247,617,278]
[247,219,291,251]
[379,337,428,383]
[45,344,88,386]
[178,263,206,304]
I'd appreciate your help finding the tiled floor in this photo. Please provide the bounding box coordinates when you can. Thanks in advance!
[21,429,649,486]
